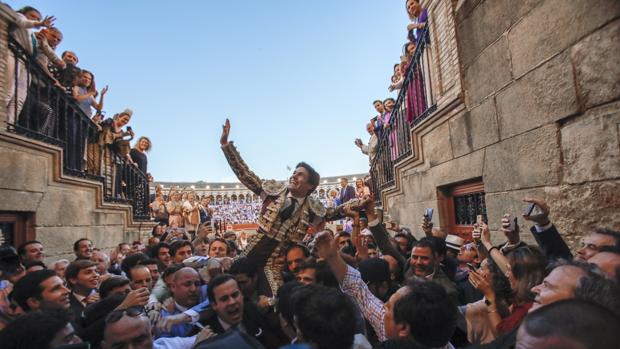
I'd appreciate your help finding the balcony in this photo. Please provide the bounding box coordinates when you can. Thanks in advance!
[5,36,149,221]
[370,25,437,198]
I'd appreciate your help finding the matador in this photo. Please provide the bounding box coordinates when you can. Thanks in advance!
[220,119,360,297]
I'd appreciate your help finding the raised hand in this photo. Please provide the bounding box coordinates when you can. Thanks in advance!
[40,15,56,28]
[117,287,149,309]
[101,85,109,95]
[220,118,230,145]
[500,213,520,245]
[480,222,492,248]
[522,197,551,226]
[314,231,338,261]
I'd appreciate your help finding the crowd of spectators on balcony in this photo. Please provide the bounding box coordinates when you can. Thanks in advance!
[356,0,429,167]
[2,4,153,201]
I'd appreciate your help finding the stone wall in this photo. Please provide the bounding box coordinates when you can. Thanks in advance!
[0,5,150,263]
[384,0,620,249]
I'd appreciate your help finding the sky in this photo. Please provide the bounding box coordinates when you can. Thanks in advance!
[9,1,411,182]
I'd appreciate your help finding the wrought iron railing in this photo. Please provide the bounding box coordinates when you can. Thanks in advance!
[370,25,436,198]
[5,35,149,221]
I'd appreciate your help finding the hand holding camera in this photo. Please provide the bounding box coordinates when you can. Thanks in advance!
[522,197,550,226]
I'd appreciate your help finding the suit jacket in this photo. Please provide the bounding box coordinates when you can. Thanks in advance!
[198,301,288,349]
[68,292,86,321]
[529,225,572,261]
[339,185,357,204]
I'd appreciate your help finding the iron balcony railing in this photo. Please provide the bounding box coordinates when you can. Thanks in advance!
[370,25,436,198]
[5,35,149,221]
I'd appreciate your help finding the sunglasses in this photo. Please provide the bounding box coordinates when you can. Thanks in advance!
[105,306,144,324]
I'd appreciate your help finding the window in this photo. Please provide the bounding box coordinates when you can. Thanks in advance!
[438,181,487,241]
[0,212,36,248]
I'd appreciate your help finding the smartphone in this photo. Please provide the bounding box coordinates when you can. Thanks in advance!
[476,214,484,225]
[424,208,434,221]
[466,263,476,271]
[506,214,517,231]
[524,203,544,217]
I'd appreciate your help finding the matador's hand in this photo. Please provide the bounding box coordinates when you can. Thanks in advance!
[220,118,230,145]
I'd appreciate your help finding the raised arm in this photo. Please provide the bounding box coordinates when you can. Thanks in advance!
[92,85,108,113]
[219,119,263,195]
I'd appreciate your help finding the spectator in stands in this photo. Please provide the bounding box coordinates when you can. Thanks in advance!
[0,310,82,349]
[52,50,81,91]
[17,240,44,264]
[355,123,378,165]
[382,97,398,160]
[3,5,55,123]
[73,238,94,260]
[406,0,428,43]
[129,136,151,175]
[12,269,70,312]
[337,177,356,204]
[371,100,385,136]
[72,69,107,117]
[355,178,371,199]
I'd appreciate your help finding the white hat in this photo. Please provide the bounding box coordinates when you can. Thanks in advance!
[445,234,465,252]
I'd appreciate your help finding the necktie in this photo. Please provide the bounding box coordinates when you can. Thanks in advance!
[280,198,297,222]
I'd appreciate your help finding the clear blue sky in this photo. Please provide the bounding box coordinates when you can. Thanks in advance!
[9,1,411,182]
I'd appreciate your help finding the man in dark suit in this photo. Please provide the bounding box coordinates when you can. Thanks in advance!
[338,177,357,204]
[65,259,100,321]
[198,274,287,348]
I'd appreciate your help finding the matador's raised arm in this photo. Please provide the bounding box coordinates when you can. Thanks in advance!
[221,142,263,196]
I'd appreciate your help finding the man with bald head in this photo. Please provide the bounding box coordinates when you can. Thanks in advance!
[158,267,208,338]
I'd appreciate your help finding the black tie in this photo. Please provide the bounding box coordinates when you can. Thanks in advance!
[280,198,297,222]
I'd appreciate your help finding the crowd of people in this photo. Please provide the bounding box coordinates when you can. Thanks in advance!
[210,202,262,225]
[3,4,152,199]
[1,1,619,349]
[1,192,619,349]
[355,0,429,166]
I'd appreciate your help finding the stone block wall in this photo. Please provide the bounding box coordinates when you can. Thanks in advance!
[384,0,620,249]
[0,135,144,264]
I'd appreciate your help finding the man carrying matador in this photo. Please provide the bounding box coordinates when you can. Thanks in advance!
[220,119,360,297]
